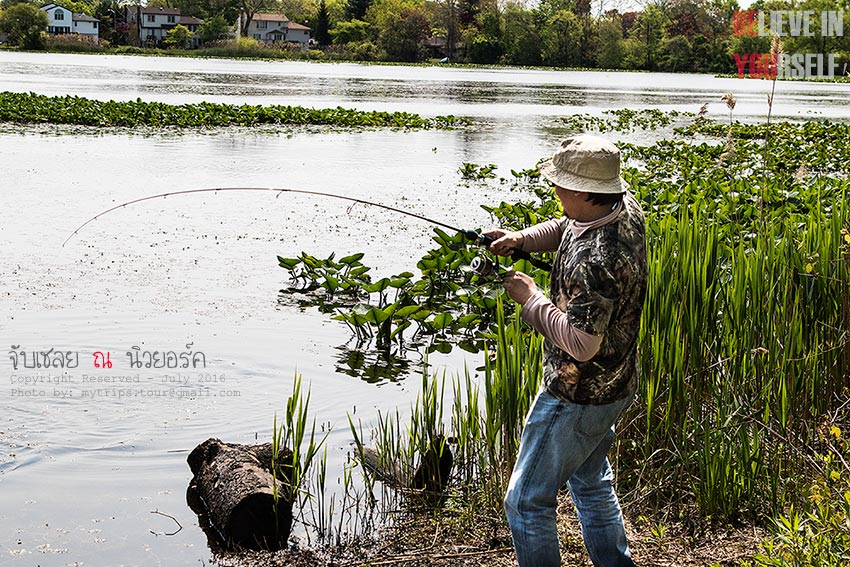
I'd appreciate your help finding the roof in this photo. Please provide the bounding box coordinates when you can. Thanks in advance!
[287,22,309,30]
[179,15,203,25]
[40,4,70,11]
[141,6,180,15]
[252,13,289,22]
[73,13,99,22]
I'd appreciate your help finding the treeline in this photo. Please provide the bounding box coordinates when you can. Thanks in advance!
[3,0,850,73]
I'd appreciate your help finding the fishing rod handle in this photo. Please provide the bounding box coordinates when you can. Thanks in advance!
[475,233,552,272]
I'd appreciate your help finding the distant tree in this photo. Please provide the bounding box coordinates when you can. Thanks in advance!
[541,9,581,67]
[500,1,540,65]
[279,0,313,25]
[315,0,331,44]
[660,34,691,71]
[199,14,232,43]
[239,0,274,37]
[466,5,502,63]
[0,3,48,48]
[457,0,477,26]
[596,16,623,68]
[169,0,212,19]
[467,32,501,62]
[378,6,428,60]
[329,18,373,42]
[346,0,371,21]
[164,23,191,47]
[629,3,668,70]
[620,36,646,69]
[0,0,36,10]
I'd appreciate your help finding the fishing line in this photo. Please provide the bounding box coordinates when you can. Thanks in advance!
[63,187,552,271]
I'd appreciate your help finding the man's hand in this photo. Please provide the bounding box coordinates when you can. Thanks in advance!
[482,229,523,257]
[502,270,537,305]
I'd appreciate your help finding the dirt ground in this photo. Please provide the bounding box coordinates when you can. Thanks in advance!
[211,492,764,567]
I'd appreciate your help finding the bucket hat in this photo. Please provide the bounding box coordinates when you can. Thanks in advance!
[539,135,629,194]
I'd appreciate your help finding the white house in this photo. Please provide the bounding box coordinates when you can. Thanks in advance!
[138,6,180,44]
[125,6,202,47]
[40,4,71,35]
[72,13,100,40]
[239,13,310,46]
[39,4,100,42]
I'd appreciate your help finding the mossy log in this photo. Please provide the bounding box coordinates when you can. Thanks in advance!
[187,438,293,551]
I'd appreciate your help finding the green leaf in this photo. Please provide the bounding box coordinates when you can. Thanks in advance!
[431,312,454,330]
[340,252,365,265]
[277,256,300,270]
[395,305,423,318]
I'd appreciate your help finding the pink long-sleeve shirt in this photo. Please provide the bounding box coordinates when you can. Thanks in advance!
[516,202,624,362]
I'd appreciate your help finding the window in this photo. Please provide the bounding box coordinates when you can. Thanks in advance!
[256,20,267,29]
[253,34,261,39]
[167,15,175,23]
[94,22,98,29]
[55,9,64,20]
[146,14,155,22]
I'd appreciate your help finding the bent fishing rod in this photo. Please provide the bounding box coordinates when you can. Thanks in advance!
[62,187,552,271]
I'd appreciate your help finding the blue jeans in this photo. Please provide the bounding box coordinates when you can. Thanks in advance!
[504,389,637,567]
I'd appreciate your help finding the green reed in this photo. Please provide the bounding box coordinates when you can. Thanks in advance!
[628,189,850,519]
[272,373,328,530]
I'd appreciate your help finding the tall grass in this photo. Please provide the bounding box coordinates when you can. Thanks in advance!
[628,191,850,519]
[272,373,328,540]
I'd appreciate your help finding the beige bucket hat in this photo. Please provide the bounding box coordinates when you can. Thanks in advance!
[539,134,629,194]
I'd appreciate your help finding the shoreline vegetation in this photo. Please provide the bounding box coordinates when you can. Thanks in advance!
[2,0,850,82]
[0,91,470,129]
[261,107,850,566]
[3,44,850,83]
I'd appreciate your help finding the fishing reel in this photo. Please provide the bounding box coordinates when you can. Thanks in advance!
[469,254,499,279]
[467,233,502,280]
[461,230,552,278]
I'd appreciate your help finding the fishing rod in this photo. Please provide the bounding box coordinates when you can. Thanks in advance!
[62,187,553,271]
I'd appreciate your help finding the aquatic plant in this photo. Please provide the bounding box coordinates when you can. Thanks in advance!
[458,162,498,180]
[0,91,471,130]
[561,108,691,133]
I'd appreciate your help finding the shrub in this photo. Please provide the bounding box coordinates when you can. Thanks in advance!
[45,33,105,52]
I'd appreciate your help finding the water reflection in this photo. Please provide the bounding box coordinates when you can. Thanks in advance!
[334,343,415,384]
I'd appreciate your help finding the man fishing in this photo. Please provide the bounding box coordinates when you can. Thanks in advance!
[484,134,647,567]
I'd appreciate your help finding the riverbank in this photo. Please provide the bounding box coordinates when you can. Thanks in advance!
[4,44,849,83]
[209,501,764,566]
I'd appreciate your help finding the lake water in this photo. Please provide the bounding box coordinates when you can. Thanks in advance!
[1,51,848,565]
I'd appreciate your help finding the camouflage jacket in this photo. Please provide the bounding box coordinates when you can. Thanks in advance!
[542,192,647,405]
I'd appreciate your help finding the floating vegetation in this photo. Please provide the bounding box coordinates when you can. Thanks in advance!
[562,108,692,133]
[0,91,471,130]
[277,229,540,356]
[458,162,498,180]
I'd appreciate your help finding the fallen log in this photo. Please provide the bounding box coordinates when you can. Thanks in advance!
[358,435,454,506]
[187,438,293,551]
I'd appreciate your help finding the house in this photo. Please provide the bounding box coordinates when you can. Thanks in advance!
[124,6,203,47]
[179,15,203,48]
[72,13,100,40]
[238,13,310,46]
[39,4,100,43]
